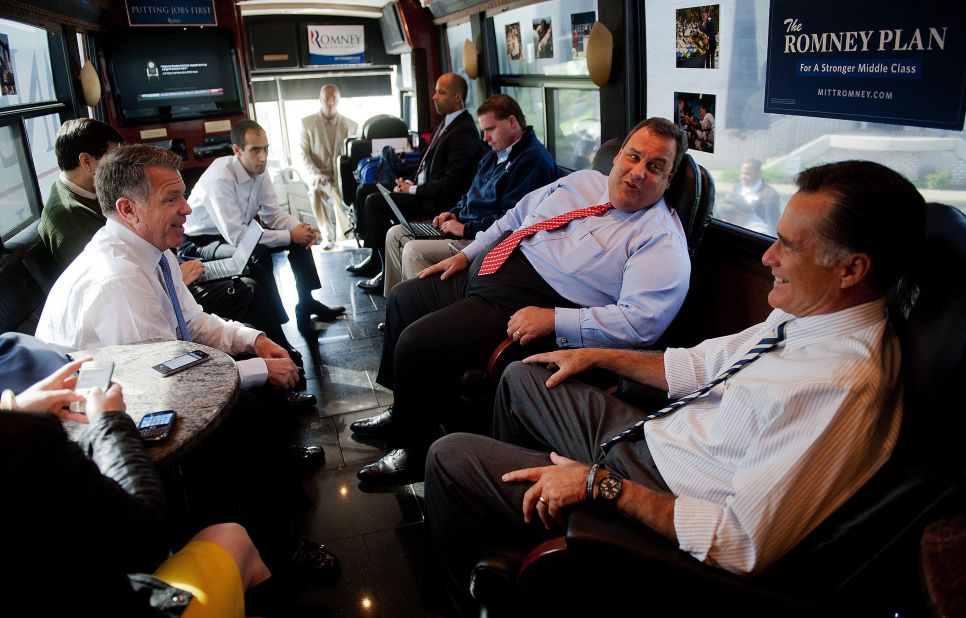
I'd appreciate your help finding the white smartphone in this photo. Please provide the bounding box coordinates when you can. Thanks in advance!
[71,361,115,413]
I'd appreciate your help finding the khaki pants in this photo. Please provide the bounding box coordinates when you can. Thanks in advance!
[383,224,462,296]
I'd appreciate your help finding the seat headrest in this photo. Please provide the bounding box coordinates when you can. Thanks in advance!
[362,115,408,140]
[591,138,621,174]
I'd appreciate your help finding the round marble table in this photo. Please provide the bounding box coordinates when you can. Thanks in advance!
[64,340,240,462]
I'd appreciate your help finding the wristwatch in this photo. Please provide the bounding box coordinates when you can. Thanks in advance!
[596,474,623,502]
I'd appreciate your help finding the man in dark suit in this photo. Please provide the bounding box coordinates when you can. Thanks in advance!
[347,72,484,290]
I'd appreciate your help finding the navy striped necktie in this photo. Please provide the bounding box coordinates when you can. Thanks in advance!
[597,321,788,462]
[159,256,192,342]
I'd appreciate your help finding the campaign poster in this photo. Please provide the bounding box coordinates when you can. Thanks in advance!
[571,11,595,58]
[765,0,966,129]
[126,0,216,26]
[307,25,365,65]
[0,33,15,96]
[533,17,553,59]
[505,22,522,61]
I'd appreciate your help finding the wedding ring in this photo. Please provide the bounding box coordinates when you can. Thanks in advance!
[539,496,547,504]
[514,330,522,339]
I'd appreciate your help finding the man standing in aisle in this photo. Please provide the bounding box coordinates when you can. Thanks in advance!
[300,84,358,249]
[182,120,345,329]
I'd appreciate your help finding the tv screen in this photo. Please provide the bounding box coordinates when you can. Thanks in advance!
[108,28,244,126]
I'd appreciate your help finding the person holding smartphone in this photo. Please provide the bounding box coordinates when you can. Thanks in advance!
[0,359,274,617]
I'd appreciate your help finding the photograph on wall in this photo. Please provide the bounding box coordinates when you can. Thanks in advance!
[505,22,522,61]
[675,5,720,69]
[571,11,595,59]
[0,33,16,96]
[533,17,554,59]
[675,91,716,153]
[765,0,966,130]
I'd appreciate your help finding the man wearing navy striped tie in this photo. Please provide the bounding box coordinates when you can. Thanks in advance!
[424,160,927,617]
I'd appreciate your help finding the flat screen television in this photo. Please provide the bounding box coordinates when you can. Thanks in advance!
[107,28,244,126]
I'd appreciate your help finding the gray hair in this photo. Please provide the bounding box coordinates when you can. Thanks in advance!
[94,144,182,217]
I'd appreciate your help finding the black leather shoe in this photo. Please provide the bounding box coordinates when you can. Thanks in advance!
[291,445,325,467]
[357,448,423,485]
[345,254,379,276]
[285,391,317,407]
[296,299,345,323]
[292,538,341,584]
[350,406,393,437]
[288,348,304,368]
[356,271,384,292]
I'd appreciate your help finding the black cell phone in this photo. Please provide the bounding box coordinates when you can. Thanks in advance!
[151,350,210,377]
[138,410,176,442]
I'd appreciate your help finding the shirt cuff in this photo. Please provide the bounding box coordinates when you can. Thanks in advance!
[236,326,264,356]
[407,185,417,195]
[237,357,268,389]
[553,307,581,348]
[664,346,700,398]
[673,495,721,563]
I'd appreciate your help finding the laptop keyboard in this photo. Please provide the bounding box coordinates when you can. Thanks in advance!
[199,259,234,282]
[412,222,443,237]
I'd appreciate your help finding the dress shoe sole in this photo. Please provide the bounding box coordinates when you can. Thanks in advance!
[356,280,383,292]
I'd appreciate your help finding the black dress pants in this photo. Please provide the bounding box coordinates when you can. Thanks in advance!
[376,247,578,448]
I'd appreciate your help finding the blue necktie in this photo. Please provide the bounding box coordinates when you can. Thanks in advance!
[158,255,192,342]
[598,322,788,462]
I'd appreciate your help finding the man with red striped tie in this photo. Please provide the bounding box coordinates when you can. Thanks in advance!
[352,117,692,485]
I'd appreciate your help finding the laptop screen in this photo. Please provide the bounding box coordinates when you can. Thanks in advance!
[232,221,263,269]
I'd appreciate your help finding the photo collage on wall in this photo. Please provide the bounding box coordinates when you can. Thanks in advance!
[673,5,720,153]
[503,10,597,65]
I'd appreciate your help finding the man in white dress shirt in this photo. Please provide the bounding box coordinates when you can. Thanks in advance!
[35,144,300,392]
[182,120,345,329]
[424,160,927,617]
[300,84,358,248]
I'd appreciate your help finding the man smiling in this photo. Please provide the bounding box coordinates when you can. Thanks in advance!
[352,117,691,484]
[424,160,926,616]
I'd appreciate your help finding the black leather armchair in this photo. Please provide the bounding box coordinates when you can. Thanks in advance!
[470,203,966,616]
[337,114,410,209]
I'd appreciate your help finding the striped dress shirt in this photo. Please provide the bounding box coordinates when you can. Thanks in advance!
[646,299,901,574]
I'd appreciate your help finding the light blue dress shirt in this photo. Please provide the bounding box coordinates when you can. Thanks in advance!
[463,170,691,349]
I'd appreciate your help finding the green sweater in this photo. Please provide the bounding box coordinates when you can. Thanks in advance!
[38,179,105,270]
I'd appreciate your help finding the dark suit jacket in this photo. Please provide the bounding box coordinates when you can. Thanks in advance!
[413,109,484,210]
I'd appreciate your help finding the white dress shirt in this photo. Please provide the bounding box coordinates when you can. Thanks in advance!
[185,155,299,249]
[463,170,691,348]
[647,299,901,574]
[35,218,268,388]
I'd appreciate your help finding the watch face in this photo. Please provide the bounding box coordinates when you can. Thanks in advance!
[598,475,622,501]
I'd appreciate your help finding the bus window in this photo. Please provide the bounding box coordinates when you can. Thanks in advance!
[446,20,479,112]
[644,3,966,236]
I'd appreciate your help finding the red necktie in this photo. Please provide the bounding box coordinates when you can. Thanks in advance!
[477,203,612,276]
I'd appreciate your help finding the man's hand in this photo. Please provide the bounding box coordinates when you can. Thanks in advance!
[264,358,299,389]
[417,252,470,280]
[254,334,289,359]
[506,307,555,346]
[438,219,465,238]
[290,222,319,247]
[523,349,601,389]
[394,178,414,193]
[502,452,589,529]
[179,260,205,285]
[12,358,88,418]
[432,211,457,227]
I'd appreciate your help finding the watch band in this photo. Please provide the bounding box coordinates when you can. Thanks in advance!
[585,463,599,501]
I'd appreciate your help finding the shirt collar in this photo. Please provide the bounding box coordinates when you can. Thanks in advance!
[497,136,522,164]
[229,156,257,185]
[770,298,888,352]
[105,217,164,270]
[320,112,339,126]
[60,172,97,200]
[442,108,465,131]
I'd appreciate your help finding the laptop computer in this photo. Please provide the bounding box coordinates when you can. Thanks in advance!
[377,184,447,239]
[194,221,264,283]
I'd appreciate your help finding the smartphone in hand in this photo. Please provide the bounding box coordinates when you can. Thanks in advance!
[71,361,115,413]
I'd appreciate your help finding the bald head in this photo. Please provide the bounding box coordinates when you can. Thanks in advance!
[319,84,341,118]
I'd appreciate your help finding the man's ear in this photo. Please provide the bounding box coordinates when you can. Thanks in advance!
[114,196,138,224]
[839,252,872,290]
[232,143,242,157]
[77,152,95,174]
